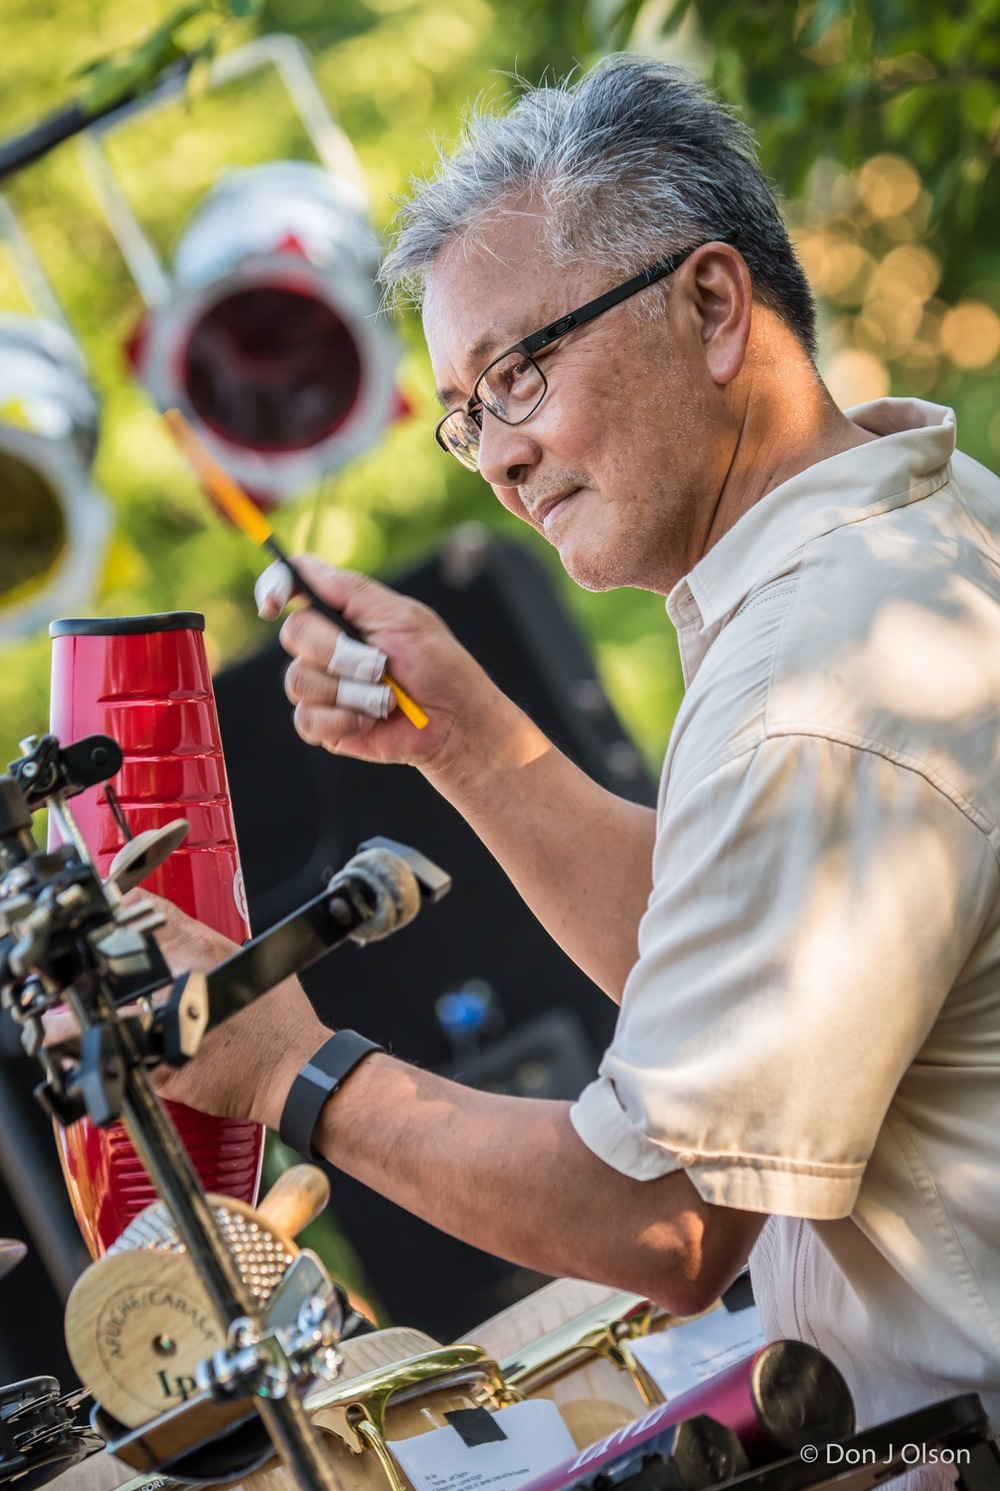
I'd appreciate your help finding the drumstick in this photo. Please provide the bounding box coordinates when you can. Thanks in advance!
[162,409,429,730]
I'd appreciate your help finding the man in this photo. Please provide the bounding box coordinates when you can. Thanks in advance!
[150,54,1000,1436]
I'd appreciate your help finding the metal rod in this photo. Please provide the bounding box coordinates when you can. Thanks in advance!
[64,982,341,1491]
[120,1067,253,1321]
[201,887,359,1028]
[48,794,97,871]
[256,1391,347,1491]
[120,1072,342,1491]
[78,132,172,306]
[211,34,369,202]
[0,196,72,330]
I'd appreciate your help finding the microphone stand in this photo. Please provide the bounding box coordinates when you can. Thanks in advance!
[0,733,450,1491]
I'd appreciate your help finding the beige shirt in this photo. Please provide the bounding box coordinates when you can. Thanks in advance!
[571,398,1000,1430]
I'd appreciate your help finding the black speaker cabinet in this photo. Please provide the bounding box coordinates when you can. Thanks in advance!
[214,528,655,1338]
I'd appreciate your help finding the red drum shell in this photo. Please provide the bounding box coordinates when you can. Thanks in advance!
[49,613,263,1254]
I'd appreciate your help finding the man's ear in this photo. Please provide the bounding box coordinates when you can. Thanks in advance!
[682,243,753,387]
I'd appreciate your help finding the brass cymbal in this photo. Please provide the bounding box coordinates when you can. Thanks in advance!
[0,1238,27,1281]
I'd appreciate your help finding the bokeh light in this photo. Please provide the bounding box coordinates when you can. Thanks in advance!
[824,348,891,407]
[939,302,1000,370]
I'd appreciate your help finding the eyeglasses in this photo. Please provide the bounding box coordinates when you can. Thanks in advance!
[434,240,709,471]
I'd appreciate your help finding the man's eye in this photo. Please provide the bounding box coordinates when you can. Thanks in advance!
[480,352,543,411]
[505,357,544,402]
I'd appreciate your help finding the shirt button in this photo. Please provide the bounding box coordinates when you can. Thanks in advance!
[675,1151,697,1167]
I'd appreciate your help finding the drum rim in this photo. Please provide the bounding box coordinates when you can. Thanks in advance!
[50,612,206,637]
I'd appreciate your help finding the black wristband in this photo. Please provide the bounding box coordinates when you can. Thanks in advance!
[279,1030,385,1159]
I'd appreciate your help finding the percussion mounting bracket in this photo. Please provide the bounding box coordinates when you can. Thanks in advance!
[0,730,450,1491]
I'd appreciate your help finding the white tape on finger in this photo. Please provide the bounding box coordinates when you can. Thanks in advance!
[335,677,395,719]
[255,560,295,617]
[327,634,388,683]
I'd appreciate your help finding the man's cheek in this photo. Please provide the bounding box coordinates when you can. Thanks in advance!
[492,484,533,524]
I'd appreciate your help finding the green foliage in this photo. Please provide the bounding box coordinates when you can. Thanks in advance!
[594,0,1000,237]
[0,0,679,771]
[575,0,1000,467]
[5,0,996,783]
[74,0,266,114]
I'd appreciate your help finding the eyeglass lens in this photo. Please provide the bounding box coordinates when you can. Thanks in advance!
[439,350,547,470]
[436,238,719,471]
[479,350,545,419]
[438,408,483,469]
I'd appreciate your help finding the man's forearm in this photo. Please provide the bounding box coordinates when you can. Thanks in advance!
[134,896,762,1311]
[426,697,657,1001]
[274,563,656,1000]
[309,1050,761,1316]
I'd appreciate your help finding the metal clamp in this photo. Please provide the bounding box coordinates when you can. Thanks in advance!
[500,1291,671,1409]
[197,1284,344,1404]
[305,1345,518,1491]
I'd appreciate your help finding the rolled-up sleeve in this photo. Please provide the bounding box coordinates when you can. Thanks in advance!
[570,732,999,1219]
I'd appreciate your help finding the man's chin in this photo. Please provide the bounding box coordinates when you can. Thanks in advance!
[555,543,623,593]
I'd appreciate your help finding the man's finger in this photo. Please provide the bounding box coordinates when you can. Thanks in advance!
[293,701,380,746]
[255,559,296,619]
[327,633,387,684]
[280,607,345,671]
[334,678,395,719]
[41,1008,81,1046]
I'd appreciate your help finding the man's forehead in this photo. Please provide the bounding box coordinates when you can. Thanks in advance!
[428,316,530,409]
[424,231,581,407]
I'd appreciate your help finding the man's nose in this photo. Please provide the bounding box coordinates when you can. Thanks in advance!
[476,408,541,488]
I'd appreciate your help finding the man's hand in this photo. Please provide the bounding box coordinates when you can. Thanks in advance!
[143,887,239,979]
[258,555,526,790]
[142,893,330,1130]
[257,551,657,1001]
[44,893,330,1132]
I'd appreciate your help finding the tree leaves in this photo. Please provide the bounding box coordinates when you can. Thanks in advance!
[570,0,1000,250]
[74,0,263,117]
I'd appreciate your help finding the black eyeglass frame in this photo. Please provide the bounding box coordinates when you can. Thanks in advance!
[434,237,727,466]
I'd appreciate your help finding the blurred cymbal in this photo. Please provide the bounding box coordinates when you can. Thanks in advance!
[0,1238,27,1280]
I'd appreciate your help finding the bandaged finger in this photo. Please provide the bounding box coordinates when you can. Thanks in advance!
[335,677,395,719]
[255,560,295,617]
[327,633,387,684]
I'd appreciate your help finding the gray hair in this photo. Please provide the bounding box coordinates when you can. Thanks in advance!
[380,54,817,356]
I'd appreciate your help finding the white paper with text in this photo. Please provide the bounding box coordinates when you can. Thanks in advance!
[387,1399,576,1491]
[630,1306,766,1398]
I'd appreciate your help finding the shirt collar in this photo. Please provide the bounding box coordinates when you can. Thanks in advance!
[666,398,957,680]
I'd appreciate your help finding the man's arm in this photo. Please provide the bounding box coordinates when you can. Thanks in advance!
[137,905,760,1318]
[273,556,657,1002]
[305,1052,764,1317]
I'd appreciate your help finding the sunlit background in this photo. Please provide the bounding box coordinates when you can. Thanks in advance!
[0,0,997,761]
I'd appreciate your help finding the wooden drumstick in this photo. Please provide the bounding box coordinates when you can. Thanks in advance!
[163,409,429,729]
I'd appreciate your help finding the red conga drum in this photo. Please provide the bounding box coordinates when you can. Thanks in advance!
[48,612,264,1255]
